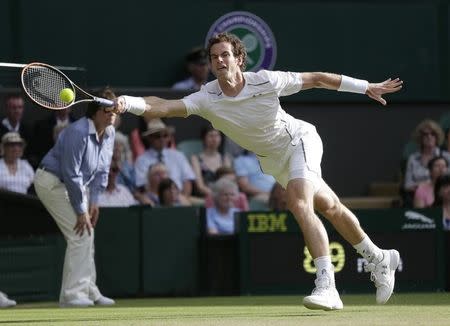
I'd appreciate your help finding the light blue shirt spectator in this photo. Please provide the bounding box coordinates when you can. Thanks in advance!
[234,152,275,192]
[206,207,240,235]
[116,160,136,191]
[134,148,195,189]
[40,117,114,214]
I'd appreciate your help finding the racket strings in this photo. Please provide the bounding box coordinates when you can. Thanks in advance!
[22,66,73,109]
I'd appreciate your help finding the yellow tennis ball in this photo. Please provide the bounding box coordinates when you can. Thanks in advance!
[59,88,74,103]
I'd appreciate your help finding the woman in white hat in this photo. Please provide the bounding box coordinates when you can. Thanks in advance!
[0,132,34,194]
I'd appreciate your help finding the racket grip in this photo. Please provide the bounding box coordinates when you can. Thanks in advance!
[94,97,115,107]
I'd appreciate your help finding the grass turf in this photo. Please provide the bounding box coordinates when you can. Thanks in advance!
[0,293,449,326]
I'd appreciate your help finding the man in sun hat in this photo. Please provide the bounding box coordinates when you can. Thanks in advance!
[134,118,195,197]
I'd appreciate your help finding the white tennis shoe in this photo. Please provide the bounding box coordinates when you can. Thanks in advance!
[303,275,343,311]
[364,249,400,304]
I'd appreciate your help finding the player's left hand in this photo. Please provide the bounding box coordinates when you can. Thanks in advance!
[366,78,403,106]
[89,205,100,228]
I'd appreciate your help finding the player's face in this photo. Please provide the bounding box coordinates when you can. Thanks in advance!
[209,42,243,79]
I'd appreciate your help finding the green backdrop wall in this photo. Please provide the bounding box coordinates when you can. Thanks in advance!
[1,0,449,101]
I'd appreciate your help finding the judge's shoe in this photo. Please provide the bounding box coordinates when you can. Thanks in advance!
[94,296,115,306]
[303,275,343,311]
[365,249,400,304]
[59,298,94,308]
[0,292,16,308]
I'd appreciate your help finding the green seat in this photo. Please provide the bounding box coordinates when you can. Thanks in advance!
[402,141,417,160]
[248,198,269,211]
[177,139,203,159]
[439,112,450,132]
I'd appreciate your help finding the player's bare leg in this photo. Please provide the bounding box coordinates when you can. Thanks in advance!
[314,180,400,304]
[286,178,343,311]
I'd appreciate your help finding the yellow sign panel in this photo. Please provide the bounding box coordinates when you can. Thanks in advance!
[247,213,288,232]
[303,242,346,273]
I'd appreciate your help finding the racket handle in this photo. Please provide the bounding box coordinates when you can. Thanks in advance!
[94,97,114,107]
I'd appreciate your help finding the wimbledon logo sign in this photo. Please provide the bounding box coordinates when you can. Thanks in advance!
[205,11,277,72]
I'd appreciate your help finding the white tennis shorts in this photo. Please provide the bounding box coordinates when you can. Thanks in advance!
[259,129,323,191]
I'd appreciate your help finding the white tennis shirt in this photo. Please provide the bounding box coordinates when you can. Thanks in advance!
[183,70,316,158]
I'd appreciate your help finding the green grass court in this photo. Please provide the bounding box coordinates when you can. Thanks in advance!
[0,293,449,326]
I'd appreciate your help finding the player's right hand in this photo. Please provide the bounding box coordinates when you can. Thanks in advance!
[112,96,127,114]
[74,213,92,237]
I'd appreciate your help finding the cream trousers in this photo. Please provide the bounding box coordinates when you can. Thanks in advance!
[34,169,101,303]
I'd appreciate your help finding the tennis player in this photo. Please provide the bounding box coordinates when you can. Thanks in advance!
[116,33,403,310]
[34,88,116,308]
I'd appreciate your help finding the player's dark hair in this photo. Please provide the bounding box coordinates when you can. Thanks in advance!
[85,87,116,118]
[207,32,247,71]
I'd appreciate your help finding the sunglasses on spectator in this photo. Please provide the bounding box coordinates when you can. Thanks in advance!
[421,131,436,137]
[152,133,170,139]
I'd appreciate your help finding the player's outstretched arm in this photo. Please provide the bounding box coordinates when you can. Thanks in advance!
[300,72,403,105]
[115,96,188,118]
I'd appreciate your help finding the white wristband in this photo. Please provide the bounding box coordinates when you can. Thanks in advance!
[338,75,369,94]
[121,96,147,116]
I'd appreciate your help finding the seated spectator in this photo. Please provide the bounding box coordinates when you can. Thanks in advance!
[0,132,34,194]
[113,140,136,193]
[139,162,169,206]
[0,94,32,162]
[30,108,75,169]
[268,182,288,211]
[206,178,240,235]
[223,136,245,158]
[204,166,249,211]
[234,150,275,203]
[158,178,191,207]
[135,118,196,196]
[413,156,448,208]
[97,161,137,208]
[404,119,450,193]
[172,47,209,92]
[0,291,16,308]
[191,125,231,196]
[434,175,450,230]
[129,117,147,161]
[114,115,133,164]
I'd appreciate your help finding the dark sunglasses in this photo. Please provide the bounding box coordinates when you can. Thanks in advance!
[421,131,436,137]
[152,133,169,139]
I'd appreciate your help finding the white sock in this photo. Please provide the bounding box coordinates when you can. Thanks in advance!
[353,237,383,263]
[314,256,335,286]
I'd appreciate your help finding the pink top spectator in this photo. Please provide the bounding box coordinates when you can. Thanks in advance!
[414,182,434,207]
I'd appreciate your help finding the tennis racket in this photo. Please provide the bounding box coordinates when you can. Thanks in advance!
[21,62,114,110]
